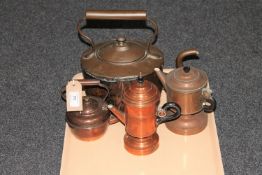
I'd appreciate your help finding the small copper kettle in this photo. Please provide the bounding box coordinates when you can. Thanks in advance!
[108,76,181,155]
[62,80,114,141]
[155,49,216,135]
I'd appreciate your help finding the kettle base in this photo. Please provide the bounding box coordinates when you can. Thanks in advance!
[165,111,208,135]
[124,133,159,156]
[69,123,108,141]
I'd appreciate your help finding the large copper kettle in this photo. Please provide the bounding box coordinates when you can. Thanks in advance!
[77,10,164,110]
[155,49,216,135]
[108,76,181,155]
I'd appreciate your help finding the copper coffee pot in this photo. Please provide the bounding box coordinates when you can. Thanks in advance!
[108,76,181,155]
[155,49,216,135]
[62,79,115,141]
[77,10,164,111]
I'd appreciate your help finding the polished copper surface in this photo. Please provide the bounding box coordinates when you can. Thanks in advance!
[108,77,181,155]
[155,49,216,135]
[123,78,159,107]
[107,78,159,155]
[108,79,160,138]
[124,133,159,155]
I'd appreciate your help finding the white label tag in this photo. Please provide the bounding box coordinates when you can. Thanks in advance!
[69,91,80,107]
[66,80,83,111]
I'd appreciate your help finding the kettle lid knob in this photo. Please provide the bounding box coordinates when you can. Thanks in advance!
[116,36,126,46]
[183,66,191,73]
[137,72,144,83]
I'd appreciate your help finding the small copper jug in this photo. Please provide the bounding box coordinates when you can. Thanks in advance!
[108,76,181,155]
[155,49,216,135]
[62,80,114,141]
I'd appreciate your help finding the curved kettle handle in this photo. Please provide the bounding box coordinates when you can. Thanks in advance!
[175,49,199,68]
[61,79,109,101]
[156,102,181,125]
[86,10,147,20]
[77,10,158,54]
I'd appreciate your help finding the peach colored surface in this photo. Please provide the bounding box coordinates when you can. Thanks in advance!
[60,70,224,175]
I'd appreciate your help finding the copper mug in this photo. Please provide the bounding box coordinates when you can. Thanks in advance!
[108,76,181,155]
[155,49,216,135]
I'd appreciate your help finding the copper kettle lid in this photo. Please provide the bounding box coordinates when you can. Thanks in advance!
[167,49,208,92]
[123,76,160,105]
[97,37,145,63]
[81,96,103,115]
[78,10,163,82]
[66,96,109,128]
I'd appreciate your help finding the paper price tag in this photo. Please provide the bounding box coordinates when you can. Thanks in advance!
[66,80,83,111]
[68,91,80,107]
[72,73,86,97]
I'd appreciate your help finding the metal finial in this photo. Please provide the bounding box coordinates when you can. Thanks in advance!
[138,72,144,83]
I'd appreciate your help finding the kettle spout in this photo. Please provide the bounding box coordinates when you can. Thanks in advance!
[154,68,167,90]
[107,104,125,125]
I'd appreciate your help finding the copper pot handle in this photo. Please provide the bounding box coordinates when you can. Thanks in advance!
[157,102,181,125]
[77,10,158,54]
[61,79,109,101]
[203,97,216,113]
[175,49,200,68]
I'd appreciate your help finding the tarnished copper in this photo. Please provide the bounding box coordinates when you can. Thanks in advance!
[155,49,216,135]
[66,96,110,141]
[85,10,147,21]
[108,76,181,155]
[62,80,113,141]
[77,10,164,111]
[165,111,208,135]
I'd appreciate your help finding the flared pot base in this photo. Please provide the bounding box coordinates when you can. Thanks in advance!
[165,111,208,135]
[124,133,159,155]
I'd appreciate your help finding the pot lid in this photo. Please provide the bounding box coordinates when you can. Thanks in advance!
[97,37,145,63]
[123,76,160,106]
[81,96,101,115]
[66,96,109,128]
[166,66,208,92]
[81,37,163,82]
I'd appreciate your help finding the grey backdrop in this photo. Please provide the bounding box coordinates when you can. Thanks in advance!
[0,0,261,174]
